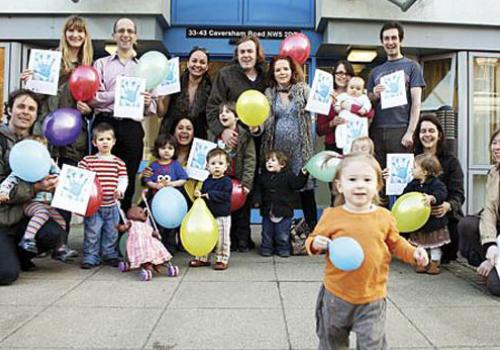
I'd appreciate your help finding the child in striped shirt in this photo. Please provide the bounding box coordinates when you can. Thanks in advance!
[78,123,128,269]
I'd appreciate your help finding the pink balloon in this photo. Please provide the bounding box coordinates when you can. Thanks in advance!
[279,33,311,64]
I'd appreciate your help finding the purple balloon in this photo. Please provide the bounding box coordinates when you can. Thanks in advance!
[42,108,83,146]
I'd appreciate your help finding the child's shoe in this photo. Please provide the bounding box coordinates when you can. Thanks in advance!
[214,262,228,270]
[104,258,120,267]
[189,259,210,267]
[52,244,78,263]
[18,237,38,254]
[415,264,428,273]
[427,260,441,275]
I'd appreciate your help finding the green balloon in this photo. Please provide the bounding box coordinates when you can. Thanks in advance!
[391,192,431,232]
[119,232,128,258]
[305,151,342,182]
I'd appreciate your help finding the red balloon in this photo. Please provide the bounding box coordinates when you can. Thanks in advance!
[230,179,247,213]
[85,177,103,217]
[279,33,311,64]
[69,66,100,102]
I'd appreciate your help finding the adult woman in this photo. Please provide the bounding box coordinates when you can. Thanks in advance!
[316,60,355,154]
[158,47,212,140]
[260,55,317,230]
[0,89,66,285]
[412,115,465,264]
[21,15,94,259]
[458,129,500,296]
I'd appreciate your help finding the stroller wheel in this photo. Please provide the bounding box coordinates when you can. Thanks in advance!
[118,261,129,273]
[139,268,151,281]
[167,265,179,277]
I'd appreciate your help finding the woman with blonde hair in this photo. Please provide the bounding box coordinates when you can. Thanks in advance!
[21,15,95,260]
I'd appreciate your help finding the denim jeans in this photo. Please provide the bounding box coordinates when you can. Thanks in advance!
[83,204,120,265]
[261,216,292,255]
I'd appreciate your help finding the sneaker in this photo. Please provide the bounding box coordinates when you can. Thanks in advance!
[238,246,249,253]
[104,258,120,267]
[277,252,290,258]
[80,262,94,270]
[19,238,38,254]
[60,244,79,258]
[260,251,272,257]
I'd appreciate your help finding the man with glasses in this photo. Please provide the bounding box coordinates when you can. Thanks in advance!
[91,17,156,212]
[367,21,425,168]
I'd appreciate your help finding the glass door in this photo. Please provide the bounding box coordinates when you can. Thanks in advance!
[467,53,500,213]
[0,43,10,124]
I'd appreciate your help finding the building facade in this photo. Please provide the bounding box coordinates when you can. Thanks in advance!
[1,0,500,213]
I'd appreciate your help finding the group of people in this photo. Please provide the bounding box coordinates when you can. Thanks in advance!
[0,14,500,350]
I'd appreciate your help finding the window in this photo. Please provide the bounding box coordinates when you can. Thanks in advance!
[421,55,456,111]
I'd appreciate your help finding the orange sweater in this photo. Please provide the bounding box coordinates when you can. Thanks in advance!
[306,206,416,305]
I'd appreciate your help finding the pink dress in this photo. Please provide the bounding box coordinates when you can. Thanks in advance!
[126,221,172,269]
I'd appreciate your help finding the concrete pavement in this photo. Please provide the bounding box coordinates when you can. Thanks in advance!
[1,224,500,350]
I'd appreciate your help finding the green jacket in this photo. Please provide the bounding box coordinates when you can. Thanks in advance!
[0,126,35,229]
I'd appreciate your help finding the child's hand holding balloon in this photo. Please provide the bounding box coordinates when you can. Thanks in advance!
[312,235,331,253]
[413,247,429,267]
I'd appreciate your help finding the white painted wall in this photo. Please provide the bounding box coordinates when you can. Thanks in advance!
[317,0,500,28]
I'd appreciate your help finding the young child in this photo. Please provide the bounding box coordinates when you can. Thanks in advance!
[143,134,188,193]
[142,134,189,253]
[350,136,375,155]
[190,148,233,270]
[258,150,309,257]
[306,153,428,349]
[402,153,449,274]
[78,123,128,269]
[0,135,65,254]
[335,77,372,154]
[216,101,256,252]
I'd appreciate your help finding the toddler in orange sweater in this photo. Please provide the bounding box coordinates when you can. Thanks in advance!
[306,153,428,349]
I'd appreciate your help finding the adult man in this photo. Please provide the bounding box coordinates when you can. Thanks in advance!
[0,89,65,285]
[206,35,267,252]
[367,22,426,167]
[92,17,156,211]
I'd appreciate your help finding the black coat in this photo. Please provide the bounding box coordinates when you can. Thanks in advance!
[257,168,308,218]
[437,153,465,222]
[403,176,448,232]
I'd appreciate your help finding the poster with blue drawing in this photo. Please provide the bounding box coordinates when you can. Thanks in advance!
[157,57,181,96]
[380,70,407,110]
[305,69,333,115]
[386,153,414,195]
[25,49,62,96]
[335,115,369,154]
[51,165,95,215]
[186,138,217,181]
[114,75,146,121]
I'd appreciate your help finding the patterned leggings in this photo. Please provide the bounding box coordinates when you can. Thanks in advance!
[24,202,66,240]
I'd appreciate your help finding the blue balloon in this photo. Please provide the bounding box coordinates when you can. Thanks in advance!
[328,237,364,271]
[9,140,52,183]
[151,187,188,228]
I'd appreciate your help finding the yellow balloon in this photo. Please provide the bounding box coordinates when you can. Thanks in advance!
[391,192,431,233]
[236,89,270,127]
[180,198,219,256]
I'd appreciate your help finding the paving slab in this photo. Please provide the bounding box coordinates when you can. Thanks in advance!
[169,281,282,309]
[0,305,43,340]
[276,262,324,282]
[0,278,81,306]
[0,307,162,349]
[54,279,179,308]
[402,305,500,348]
[146,308,289,349]
[182,259,275,282]
[280,281,321,309]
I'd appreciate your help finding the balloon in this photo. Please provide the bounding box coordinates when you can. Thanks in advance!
[42,108,83,146]
[236,90,270,127]
[68,65,100,101]
[180,198,218,256]
[135,51,169,90]
[230,179,247,212]
[328,237,364,271]
[391,192,431,232]
[305,151,342,182]
[151,187,188,228]
[119,232,128,258]
[279,33,311,64]
[9,140,52,183]
[85,177,103,217]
